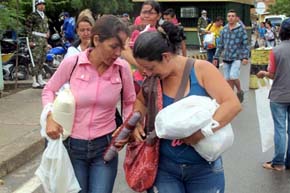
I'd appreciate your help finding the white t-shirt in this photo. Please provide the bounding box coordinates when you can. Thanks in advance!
[64,45,81,58]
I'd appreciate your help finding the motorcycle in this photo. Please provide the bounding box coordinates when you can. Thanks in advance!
[45,33,70,75]
[1,38,30,80]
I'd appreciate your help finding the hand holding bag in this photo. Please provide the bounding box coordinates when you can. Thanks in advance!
[123,76,162,192]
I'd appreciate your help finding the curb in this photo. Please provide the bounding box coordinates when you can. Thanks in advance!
[0,129,44,178]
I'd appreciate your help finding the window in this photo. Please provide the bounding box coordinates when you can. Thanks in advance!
[180,7,198,18]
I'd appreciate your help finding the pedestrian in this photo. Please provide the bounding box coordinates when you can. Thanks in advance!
[42,15,136,193]
[163,8,187,56]
[265,20,276,48]
[61,12,76,43]
[121,13,132,27]
[130,21,241,193]
[257,22,266,47]
[26,0,49,88]
[197,10,210,53]
[213,9,249,103]
[121,0,161,93]
[204,16,223,65]
[65,9,95,58]
[256,18,290,171]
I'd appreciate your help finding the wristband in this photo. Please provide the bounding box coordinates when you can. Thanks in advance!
[201,125,214,138]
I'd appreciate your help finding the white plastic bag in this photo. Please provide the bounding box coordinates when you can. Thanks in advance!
[203,33,215,48]
[155,95,218,139]
[35,137,81,193]
[255,78,274,152]
[193,123,234,161]
[155,95,234,162]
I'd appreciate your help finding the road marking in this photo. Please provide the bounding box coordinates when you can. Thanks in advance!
[13,176,41,193]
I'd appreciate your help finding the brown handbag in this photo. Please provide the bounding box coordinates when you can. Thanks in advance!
[124,59,194,192]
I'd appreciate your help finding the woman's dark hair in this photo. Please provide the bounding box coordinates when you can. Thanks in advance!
[90,15,129,47]
[266,20,272,27]
[279,18,290,41]
[133,21,182,61]
[142,0,161,14]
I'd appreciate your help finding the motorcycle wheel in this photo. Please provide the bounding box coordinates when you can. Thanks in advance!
[11,65,28,80]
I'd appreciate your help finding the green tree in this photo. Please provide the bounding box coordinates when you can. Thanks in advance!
[268,0,290,16]
[0,1,25,38]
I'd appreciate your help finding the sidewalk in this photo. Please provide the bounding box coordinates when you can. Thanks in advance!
[0,82,44,178]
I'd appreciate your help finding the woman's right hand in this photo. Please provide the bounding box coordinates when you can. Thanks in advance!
[131,122,146,142]
[46,113,63,139]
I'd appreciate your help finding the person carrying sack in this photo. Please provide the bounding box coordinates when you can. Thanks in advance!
[204,16,224,66]
[123,21,242,193]
[42,15,136,193]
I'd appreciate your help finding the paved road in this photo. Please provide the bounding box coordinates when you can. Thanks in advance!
[1,62,290,193]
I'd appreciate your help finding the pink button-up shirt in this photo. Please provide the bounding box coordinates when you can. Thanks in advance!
[42,49,136,140]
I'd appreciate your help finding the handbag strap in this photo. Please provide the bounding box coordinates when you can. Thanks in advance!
[174,58,195,102]
[118,67,123,116]
[69,55,79,83]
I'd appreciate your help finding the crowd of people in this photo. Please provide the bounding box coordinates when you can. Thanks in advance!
[28,0,290,192]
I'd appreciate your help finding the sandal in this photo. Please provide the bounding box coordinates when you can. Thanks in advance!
[263,161,285,171]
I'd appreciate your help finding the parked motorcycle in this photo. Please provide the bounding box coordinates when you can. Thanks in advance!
[1,38,30,80]
[45,33,70,75]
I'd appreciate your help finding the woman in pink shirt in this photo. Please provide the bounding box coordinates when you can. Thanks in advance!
[121,0,161,93]
[42,15,136,193]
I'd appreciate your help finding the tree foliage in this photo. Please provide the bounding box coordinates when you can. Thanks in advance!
[268,0,290,16]
[0,1,25,38]
[0,0,134,38]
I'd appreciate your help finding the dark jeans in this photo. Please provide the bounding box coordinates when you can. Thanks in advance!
[207,48,219,68]
[64,134,118,193]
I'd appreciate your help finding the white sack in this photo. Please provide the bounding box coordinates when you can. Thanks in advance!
[155,95,218,140]
[155,95,234,162]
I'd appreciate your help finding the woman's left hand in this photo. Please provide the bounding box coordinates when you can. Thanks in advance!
[182,130,204,145]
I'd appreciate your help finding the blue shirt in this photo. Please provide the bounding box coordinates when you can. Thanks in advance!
[258,27,266,38]
[159,66,209,164]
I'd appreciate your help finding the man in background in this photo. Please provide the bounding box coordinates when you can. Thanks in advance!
[163,8,187,56]
[61,12,76,43]
[204,16,223,66]
[197,10,210,53]
[26,0,49,88]
[213,9,249,103]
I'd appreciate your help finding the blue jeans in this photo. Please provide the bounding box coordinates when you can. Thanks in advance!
[270,102,290,168]
[147,156,225,193]
[64,134,118,193]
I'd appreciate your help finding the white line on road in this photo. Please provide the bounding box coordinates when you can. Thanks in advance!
[13,176,41,193]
